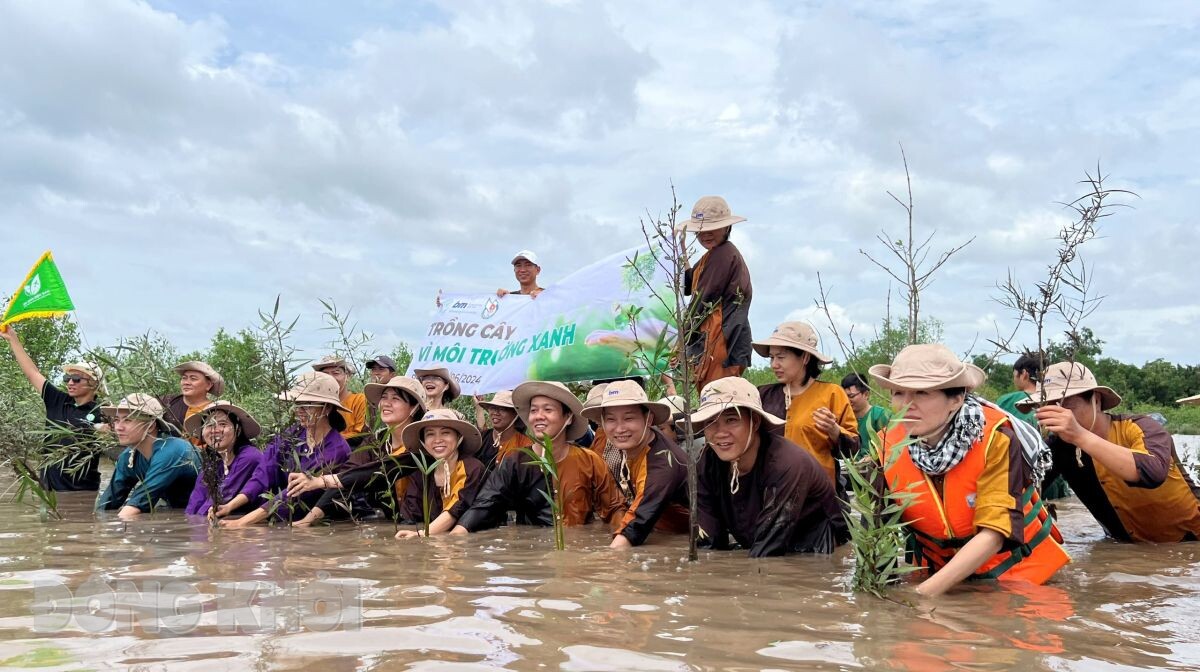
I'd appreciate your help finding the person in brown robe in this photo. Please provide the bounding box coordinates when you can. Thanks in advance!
[678,196,753,392]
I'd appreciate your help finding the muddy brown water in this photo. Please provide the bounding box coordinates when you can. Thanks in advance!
[0,463,1198,670]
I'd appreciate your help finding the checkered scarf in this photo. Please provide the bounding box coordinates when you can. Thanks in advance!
[908,395,986,476]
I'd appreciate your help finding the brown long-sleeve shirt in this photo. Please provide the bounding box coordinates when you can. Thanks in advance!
[614,428,691,546]
[684,240,753,369]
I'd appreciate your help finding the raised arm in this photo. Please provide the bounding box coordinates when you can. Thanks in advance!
[0,326,47,392]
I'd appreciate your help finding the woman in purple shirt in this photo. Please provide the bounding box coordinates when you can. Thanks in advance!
[183,401,266,519]
[222,372,351,527]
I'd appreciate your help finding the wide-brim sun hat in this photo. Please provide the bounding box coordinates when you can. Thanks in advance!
[582,383,610,410]
[675,196,746,233]
[480,390,517,411]
[100,393,175,433]
[1177,393,1200,406]
[659,395,688,421]
[688,376,784,428]
[277,371,350,412]
[401,408,483,456]
[413,367,461,402]
[581,380,671,426]
[62,362,107,394]
[513,380,588,441]
[174,360,225,396]
[869,344,986,392]
[1015,361,1122,412]
[183,400,262,440]
[312,354,356,375]
[751,321,832,364]
[364,375,427,414]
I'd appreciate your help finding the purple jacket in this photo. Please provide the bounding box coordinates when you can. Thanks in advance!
[185,444,266,516]
[255,426,351,522]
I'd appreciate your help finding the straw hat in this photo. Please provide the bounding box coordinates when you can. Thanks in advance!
[401,408,482,456]
[675,196,746,233]
[869,344,985,392]
[413,367,461,402]
[479,390,517,411]
[363,375,426,412]
[580,380,671,426]
[1015,361,1122,412]
[183,400,262,440]
[688,377,784,428]
[1178,394,1200,406]
[751,321,831,364]
[99,393,175,433]
[313,355,356,375]
[174,360,225,396]
[582,383,610,410]
[512,380,588,441]
[277,371,349,412]
[659,395,688,421]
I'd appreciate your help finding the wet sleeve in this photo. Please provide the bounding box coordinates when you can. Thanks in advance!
[124,443,199,513]
[254,440,282,511]
[233,452,267,503]
[97,451,135,510]
[749,456,814,558]
[973,427,1023,545]
[457,457,518,532]
[618,451,686,546]
[696,460,729,550]
[185,478,209,515]
[313,462,380,511]
[448,461,486,520]
[589,453,628,531]
[1126,417,1175,488]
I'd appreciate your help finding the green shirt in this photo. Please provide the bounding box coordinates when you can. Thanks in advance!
[856,405,892,458]
[996,390,1037,427]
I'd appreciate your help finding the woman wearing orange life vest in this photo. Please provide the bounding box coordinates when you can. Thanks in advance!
[869,344,1069,597]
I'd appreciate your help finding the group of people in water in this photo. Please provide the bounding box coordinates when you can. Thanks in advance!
[3,195,1199,598]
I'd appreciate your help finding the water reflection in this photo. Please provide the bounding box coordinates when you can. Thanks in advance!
[0,489,1196,670]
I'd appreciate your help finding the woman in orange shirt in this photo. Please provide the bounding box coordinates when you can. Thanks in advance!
[754,321,858,485]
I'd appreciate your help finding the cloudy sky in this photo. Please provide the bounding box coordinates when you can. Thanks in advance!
[2,0,1197,367]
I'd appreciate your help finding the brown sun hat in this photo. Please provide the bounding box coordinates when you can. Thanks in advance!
[401,408,482,456]
[869,344,986,392]
[183,400,262,440]
[277,371,349,412]
[413,367,461,402]
[174,360,225,396]
[689,376,784,428]
[582,383,610,410]
[512,380,588,441]
[364,375,427,412]
[676,196,746,233]
[479,390,517,411]
[312,354,356,375]
[580,380,672,426]
[99,393,175,433]
[1015,361,1122,412]
[1178,394,1200,406]
[751,321,832,364]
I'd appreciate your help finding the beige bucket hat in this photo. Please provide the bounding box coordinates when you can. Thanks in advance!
[62,362,106,393]
[174,360,225,396]
[1178,393,1200,406]
[869,344,986,392]
[689,376,785,428]
[1015,361,1122,412]
[99,393,175,433]
[751,321,831,364]
[277,371,349,412]
[183,400,262,440]
[582,383,610,410]
[364,375,426,412]
[479,390,517,411]
[413,367,461,402]
[675,196,746,233]
[401,408,483,456]
[312,354,356,375]
[660,394,688,421]
[512,380,588,441]
[580,380,672,425]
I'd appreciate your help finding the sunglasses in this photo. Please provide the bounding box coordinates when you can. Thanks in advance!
[64,375,89,384]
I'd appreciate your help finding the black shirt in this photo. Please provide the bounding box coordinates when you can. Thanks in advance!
[40,381,103,491]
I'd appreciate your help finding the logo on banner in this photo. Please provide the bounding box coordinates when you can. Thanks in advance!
[481,297,500,320]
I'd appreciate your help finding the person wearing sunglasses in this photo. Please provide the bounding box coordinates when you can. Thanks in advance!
[1,325,105,491]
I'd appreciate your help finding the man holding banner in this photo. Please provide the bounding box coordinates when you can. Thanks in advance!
[2,251,101,490]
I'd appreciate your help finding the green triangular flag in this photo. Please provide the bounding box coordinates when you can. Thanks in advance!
[2,251,75,327]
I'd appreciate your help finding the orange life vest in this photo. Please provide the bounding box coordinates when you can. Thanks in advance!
[878,406,1070,585]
